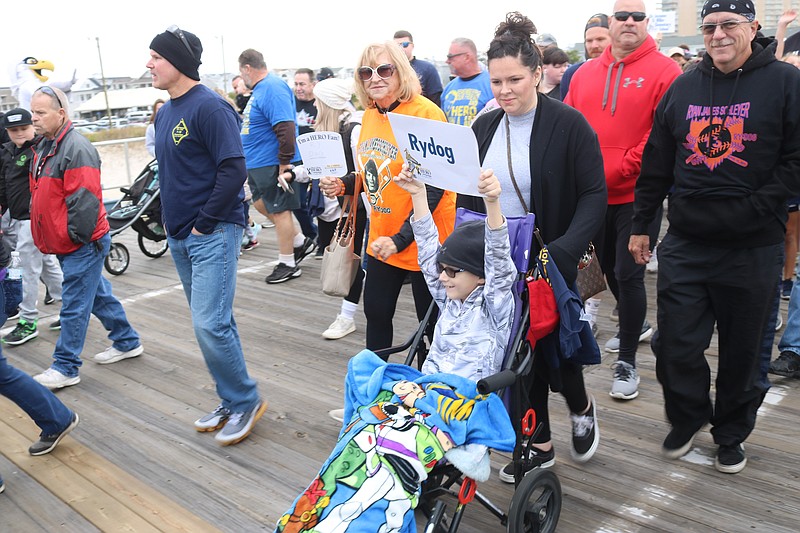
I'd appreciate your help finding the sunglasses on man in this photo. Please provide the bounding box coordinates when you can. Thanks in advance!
[166,25,197,61]
[698,20,751,35]
[357,63,396,81]
[34,86,64,109]
[613,11,647,22]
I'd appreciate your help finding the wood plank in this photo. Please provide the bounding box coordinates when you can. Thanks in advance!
[0,401,220,532]
[0,212,798,532]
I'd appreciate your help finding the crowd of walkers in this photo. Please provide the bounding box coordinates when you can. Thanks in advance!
[1,0,799,504]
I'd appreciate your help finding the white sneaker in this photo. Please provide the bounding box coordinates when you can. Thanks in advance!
[33,367,80,390]
[94,344,144,365]
[322,315,356,340]
[646,244,658,273]
[329,408,345,422]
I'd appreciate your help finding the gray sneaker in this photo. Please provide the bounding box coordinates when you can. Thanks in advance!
[215,400,267,445]
[604,320,654,353]
[609,361,640,400]
[194,404,231,432]
[29,412,79,456]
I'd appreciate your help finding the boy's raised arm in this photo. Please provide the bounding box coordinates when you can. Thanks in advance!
[479,169,503,229]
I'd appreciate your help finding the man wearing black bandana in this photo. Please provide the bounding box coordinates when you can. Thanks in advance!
[630,0,800,474]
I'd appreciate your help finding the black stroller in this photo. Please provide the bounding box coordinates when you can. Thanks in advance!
[373,208,563,532]
[104,160,168,275]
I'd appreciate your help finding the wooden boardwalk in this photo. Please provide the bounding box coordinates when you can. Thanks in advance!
[1,213,799,532]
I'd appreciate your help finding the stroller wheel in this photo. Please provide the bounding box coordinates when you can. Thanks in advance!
[105,243,130,275]
[507,469,561,533]
[138,233,169,258]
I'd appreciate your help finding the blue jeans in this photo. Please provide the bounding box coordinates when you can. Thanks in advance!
[778,262,800,357]
[53,233,141,377]
[0,277,72,435]
[167,222,259,413]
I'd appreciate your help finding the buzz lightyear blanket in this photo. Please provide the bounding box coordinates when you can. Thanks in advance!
[275,350,515,533]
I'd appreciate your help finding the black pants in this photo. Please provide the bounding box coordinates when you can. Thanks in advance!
[317,212,367,305]
[363,255,434,353]
[529,354,589,444]
[594,202,661,365]
[652,233,781,446]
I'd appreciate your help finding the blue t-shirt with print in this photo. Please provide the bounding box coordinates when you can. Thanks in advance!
[441,70,493,127]
[241,73,299,168]
[154,84,246,239]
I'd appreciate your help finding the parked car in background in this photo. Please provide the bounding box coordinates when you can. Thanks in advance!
[125,111,150,124]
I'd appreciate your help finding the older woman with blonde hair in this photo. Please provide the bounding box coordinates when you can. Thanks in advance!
[321,41,456,353]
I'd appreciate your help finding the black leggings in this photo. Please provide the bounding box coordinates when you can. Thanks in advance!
[595,202,662,365]
[317,212,367,305]
[528,354,589,444]
[363,255,434,353]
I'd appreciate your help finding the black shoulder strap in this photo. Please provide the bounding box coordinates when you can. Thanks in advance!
[340,121,359,173]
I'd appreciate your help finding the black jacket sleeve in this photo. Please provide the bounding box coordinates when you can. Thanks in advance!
[390,185,445,253]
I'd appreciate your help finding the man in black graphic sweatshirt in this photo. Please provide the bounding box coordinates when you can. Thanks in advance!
[629,0,800,475]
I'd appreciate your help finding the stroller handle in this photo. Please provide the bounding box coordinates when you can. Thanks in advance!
[477,369,516,394]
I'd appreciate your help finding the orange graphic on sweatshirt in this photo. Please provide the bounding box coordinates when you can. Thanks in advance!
[684,114,756,171]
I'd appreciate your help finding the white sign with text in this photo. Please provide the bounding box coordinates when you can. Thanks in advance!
[387,113,482,196]
[296,132,348,178]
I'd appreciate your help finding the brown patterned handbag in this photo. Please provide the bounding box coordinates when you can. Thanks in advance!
[576,243,606,301]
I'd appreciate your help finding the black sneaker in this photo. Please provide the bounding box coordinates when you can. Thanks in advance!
[44,290,55,305]
[294,237,317,264]
[265,262,301,284]
[498,446,555,484]
[29,412,79,456]
[769,351,800,377]
[241,239,260,251]
[49,319,61,330]
[3,320,39,346]
[7,308,19,321]
[662,426,699,459]
[715,443,746,474]
[781,279,793,300]
[570,396,599,462]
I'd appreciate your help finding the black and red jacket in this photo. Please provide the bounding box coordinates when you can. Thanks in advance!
[30,121,109,254]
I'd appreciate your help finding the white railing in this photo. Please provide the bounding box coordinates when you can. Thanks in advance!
[92,136,150,201]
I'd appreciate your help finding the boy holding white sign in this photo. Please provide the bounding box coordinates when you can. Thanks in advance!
[394,164,515,383]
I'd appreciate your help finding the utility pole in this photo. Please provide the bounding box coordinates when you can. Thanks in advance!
[95,37,113,129]
[219,35,228,91]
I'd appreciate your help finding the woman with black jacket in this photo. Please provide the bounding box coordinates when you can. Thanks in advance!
[457,12,607,483]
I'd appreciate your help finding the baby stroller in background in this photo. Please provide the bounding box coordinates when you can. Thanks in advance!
[375,208,562,532]
[104,160,168,275]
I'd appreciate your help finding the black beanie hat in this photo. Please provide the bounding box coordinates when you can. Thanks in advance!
[437,221,486,279]
[150,27,203,81]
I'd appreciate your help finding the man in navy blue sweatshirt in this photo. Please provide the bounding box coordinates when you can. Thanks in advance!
[147,26,265,446]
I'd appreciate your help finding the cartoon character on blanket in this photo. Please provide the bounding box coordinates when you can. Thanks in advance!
[276,350,515,533]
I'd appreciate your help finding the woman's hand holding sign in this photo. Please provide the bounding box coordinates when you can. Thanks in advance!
[320,176,343,198]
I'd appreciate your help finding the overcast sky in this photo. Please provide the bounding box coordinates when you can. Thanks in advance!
[3,0,660,87]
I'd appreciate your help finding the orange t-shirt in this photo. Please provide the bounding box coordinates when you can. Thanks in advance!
[356,96,456,271]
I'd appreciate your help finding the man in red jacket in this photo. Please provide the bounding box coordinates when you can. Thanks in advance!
[565,0,681,401]
[28,86,142,390]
